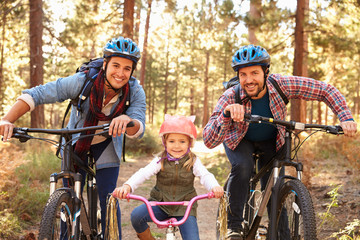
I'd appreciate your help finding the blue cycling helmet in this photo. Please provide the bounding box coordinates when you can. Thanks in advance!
[231,45,270,72]
[103,36,141,64]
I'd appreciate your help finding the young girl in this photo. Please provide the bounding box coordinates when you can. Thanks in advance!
[113,114,223,240]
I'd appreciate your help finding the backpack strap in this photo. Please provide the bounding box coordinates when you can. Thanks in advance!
[235,84,241,104]
[268,78,289,105]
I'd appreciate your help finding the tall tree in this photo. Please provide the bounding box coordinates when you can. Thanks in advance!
[133,0,142,44]
[248,0,261,45]
[291,0,307,122]
[139,0,152,87]
[29,0,44,127]
[123,0,134,39]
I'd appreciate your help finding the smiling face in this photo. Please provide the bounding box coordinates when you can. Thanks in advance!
[164,133,191,158]
[238,65,267,99]
[103,56,133,89]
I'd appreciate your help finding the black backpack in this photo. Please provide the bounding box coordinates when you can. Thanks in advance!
[60,58,131,161]
[223,76,289,105]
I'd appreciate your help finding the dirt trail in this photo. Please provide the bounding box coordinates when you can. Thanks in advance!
[1,140,360,239]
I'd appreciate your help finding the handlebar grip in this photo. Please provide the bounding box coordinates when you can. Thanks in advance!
[127,121,135,128]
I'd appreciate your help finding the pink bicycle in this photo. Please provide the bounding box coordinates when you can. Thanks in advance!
[125,192,215,240]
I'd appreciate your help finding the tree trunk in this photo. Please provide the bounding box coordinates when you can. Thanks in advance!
[123,0,135,39]
[317,102,322,124]
[202,51,210,127]
[164,51,169,114]
[291,0,306,123]
[163,27,171,115]
[139,0,152,87]
[0,10,6,114]
[174,81,178,110]
[29,0,44,128]
[190,87,195,116]
[248,0,261,45]
[134,0,141,44]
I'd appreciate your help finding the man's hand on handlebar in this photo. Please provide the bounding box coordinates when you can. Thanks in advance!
[109,114,135,137]
[0,119,15,142]
[224,104,245,122]
[340,121,357,137]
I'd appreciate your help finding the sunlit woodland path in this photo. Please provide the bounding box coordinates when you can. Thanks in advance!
[1,138,360,239]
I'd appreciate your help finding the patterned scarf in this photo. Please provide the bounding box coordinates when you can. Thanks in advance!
[74,69,129,162]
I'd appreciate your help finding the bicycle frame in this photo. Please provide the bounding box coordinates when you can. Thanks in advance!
[233,114,343,240]
[13,124,113,239]
[124,192,215,239]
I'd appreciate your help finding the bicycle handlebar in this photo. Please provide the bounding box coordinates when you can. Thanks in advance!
[123,192,215,227]
[11,121,135,142]
[244,114,343,135]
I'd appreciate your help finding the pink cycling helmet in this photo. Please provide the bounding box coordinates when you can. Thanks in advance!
[159,114,197,140]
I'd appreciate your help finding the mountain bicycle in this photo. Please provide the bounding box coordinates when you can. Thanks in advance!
[12,122,133,240]
[216,114,344,240]
[121,192,215,240]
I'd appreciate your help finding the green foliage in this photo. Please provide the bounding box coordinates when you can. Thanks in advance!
[331,219,360,239]
[198,150,230,186]
[1,143,60,226]
[318,184,342,231]
[0,209,21,239]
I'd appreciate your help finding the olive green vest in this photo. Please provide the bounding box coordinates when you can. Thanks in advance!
[149,155,197,217]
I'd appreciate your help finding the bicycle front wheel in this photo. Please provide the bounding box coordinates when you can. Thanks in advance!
[38,189,74,240]
[275,179,317,239]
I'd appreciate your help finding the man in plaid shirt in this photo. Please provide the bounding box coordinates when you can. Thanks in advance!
[203,45,357,239]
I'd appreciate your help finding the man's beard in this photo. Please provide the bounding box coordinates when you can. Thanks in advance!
[244,82,265,98]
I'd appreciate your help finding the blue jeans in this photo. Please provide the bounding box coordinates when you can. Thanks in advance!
[224,138,289,236]
[131,204,200,240]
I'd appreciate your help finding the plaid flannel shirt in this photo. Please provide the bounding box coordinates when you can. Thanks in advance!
[203,73,354,151]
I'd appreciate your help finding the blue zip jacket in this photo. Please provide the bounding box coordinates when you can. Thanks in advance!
[22,71,146,168]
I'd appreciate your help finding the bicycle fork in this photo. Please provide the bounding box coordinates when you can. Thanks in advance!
[49,171,83,239]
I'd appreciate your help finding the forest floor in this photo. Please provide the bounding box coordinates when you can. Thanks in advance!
[1,139,360,239]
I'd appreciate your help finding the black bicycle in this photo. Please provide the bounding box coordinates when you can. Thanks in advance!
[12,122,133,239]
[216,114,343,240]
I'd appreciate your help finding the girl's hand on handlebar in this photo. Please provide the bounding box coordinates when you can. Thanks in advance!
[224,104,245,122]
[112,184,132,200]
[109,115,133,137]
[211,186,224,199]
[340,120,357,137]
[0,119,15,142]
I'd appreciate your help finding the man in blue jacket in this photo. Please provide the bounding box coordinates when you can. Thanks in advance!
[0,36,146,239]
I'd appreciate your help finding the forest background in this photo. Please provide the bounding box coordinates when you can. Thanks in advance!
[0,0,360,239]
[1,0,360,128]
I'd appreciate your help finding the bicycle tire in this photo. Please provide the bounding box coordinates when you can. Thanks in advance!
[275,179,317,239]
[38,189,74,240]
[86,183,102,237]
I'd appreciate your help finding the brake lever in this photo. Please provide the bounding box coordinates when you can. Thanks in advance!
[12,133,32,143]
[326,125,343,135]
